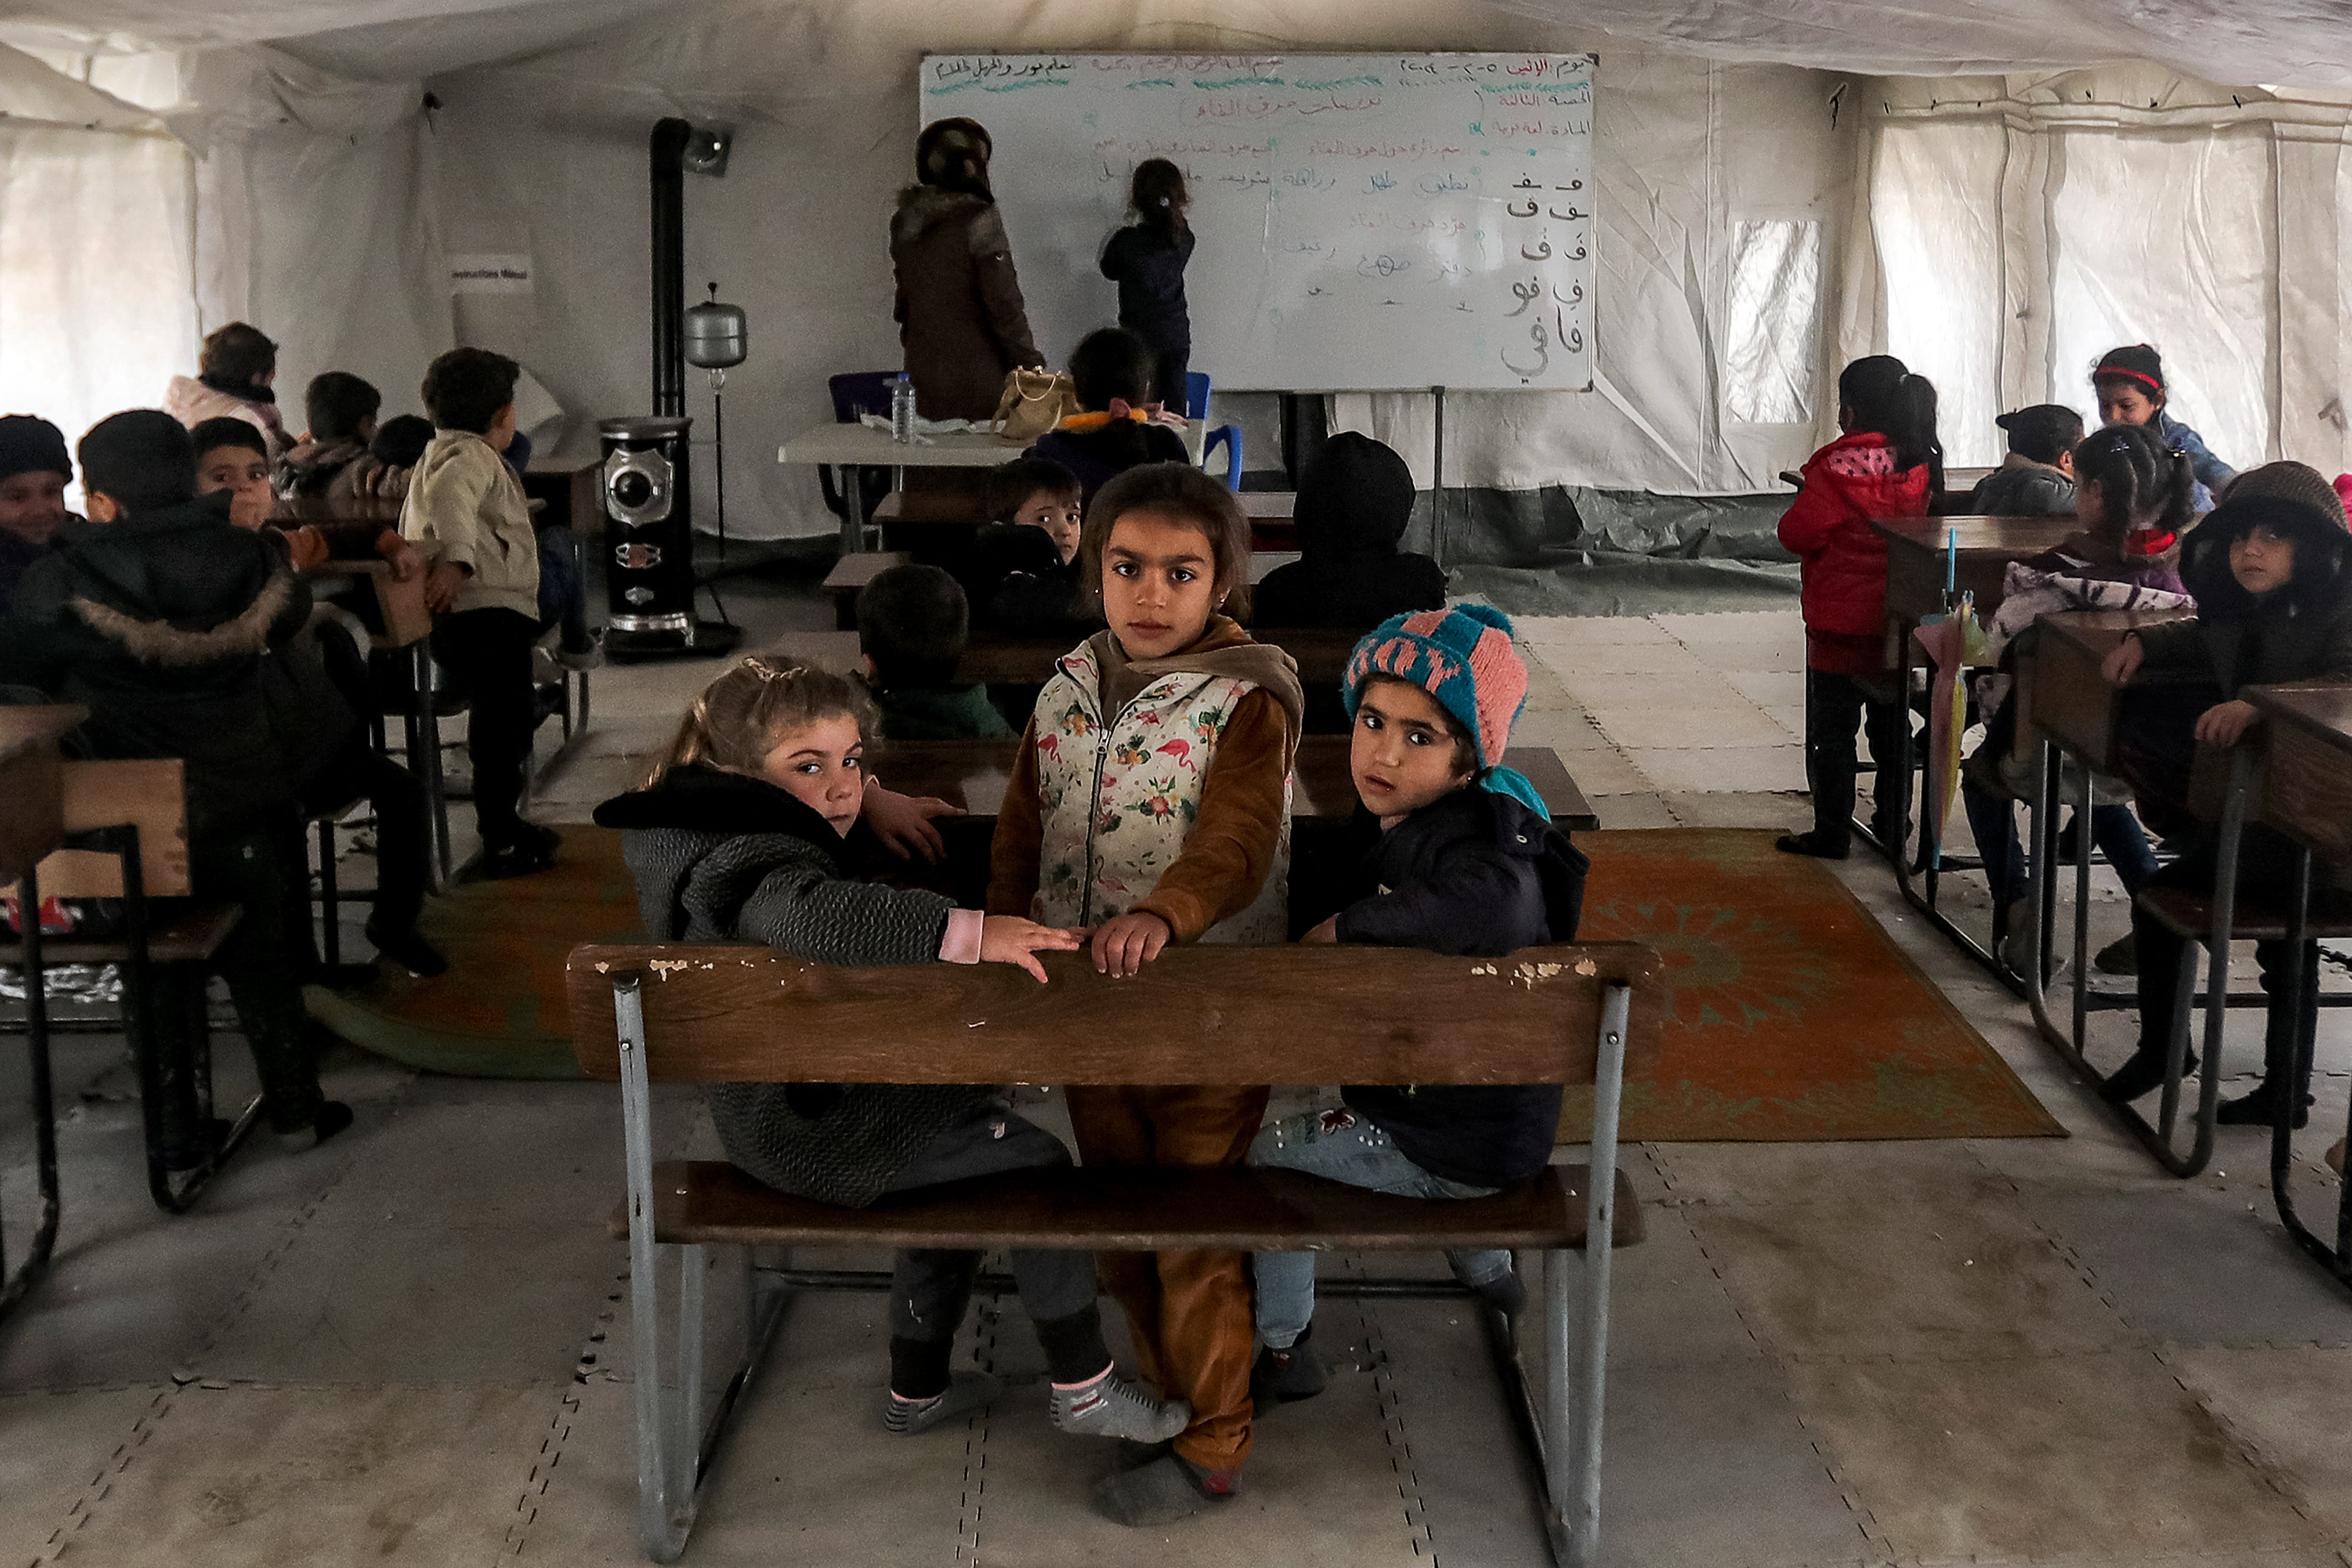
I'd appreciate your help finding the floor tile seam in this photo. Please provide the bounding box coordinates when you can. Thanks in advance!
[181,1129,387,1370]
[1989,1186,2151,1343]
[954,1291,1003,1565]
[501,1266,627,1559]
[25,1383,176,1568]
[0,1380,178,1401]
[1344,1263,1440,1563]
[2151,1341,2352,1536]
[1765,1341,2165,1368]
[1769,1363,1903,1564]
[148,1374,568,1394]
[1651,1200,1776,1359]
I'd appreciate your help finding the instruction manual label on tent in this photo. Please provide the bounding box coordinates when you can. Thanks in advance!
[450,253,533,294]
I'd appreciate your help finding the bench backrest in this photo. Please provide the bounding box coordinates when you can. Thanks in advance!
[566,942,1662,1088]
[10,758,190,900]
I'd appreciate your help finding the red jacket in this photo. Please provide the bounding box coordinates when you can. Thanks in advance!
[1778,431,1931,641]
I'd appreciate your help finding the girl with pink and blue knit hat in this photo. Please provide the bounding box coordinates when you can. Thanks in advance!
[1248,604,1590,1406]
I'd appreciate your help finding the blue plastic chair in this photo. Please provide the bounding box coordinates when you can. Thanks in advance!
[819,371,898,528]
[1184,371,1212,421]
[1203,425,1242,491]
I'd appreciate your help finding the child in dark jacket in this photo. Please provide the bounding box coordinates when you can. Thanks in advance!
[0,411,349,1157]
[958,457,1093,636]
[278,371,389,500]
[1967,404,2081,517]
[1025,327,1189,505]
[1776,355,1942,860]
[1099,158,1196,413]
[2098,465,2352,1123]
[0,415,75,612]
[1252,431,1446,628]
[855,563,1012,739]
[594,657,1186,1444]
[1251,605,1587,1404]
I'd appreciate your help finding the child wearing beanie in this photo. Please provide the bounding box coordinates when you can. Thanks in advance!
[0,415,76,611]
[2092,344,2236,511]
[2098,464,2352,1125]
[1247,605,1590,1406]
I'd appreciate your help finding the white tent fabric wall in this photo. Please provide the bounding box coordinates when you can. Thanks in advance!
[1841,70,2352,481]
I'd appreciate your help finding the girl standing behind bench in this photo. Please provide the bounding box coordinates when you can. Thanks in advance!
[989,463,1304,1528]
[595,658,1188,1448]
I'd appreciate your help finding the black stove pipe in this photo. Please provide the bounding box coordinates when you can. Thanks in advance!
[650,117,690,418]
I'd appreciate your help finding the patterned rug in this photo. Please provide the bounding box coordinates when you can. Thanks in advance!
[305,826,640,1078]
[1570,828,2063,1141]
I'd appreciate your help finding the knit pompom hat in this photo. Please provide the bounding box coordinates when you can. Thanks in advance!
[2225,460,2348,532]
[1343,605,1546,814]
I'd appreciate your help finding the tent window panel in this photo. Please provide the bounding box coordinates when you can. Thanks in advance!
[1872,121,2007,468]
[2048,127,2277,471]
[1725,219,1822,425]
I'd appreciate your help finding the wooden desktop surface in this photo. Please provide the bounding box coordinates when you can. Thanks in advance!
[780,419,1208,470]
[2244,685,2352,868]
[865,736,1596,832]
[0,705,86,887]
[2027,609,2197,774]
[1875,516,2081,631]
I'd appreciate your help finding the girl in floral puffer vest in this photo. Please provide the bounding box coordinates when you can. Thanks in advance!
[1776,355,1943,860]
[988,461,1303,1530]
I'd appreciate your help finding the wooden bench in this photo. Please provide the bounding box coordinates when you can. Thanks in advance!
[566,941,1661,1566]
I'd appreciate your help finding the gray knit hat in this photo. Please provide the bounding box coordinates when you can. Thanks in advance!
[2224,461,2348,531]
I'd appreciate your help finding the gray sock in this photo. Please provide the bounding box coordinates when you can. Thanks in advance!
[882,1369,1002,1435]
[1049,1369,1191,1443]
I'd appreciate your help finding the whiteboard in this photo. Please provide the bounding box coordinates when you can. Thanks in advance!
[919,53,1596,393]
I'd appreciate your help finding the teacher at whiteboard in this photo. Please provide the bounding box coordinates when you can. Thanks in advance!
[890,118,1045,421]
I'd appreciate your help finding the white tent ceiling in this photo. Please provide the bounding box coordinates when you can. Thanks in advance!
[4,0,2350,89]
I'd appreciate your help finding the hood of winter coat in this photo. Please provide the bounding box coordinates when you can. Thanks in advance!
[58,492,294,666]
[1804,431,1929,519]
[594,762,851,852]
[892,184,990,244]
[2178,493,2352,622]
[1295,431,1416,560]
[1086,614,1307,740]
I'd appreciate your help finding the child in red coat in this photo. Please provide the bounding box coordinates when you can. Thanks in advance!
[1777,355,1942,858]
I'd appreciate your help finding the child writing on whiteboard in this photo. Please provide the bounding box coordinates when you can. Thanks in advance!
[1100,158,1196,417]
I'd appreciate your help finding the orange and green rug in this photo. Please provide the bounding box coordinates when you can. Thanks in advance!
[311,823,2063,1143]
[1573,828,2062,1141]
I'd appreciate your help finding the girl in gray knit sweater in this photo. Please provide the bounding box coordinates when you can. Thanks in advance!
[596,658,1187,1444]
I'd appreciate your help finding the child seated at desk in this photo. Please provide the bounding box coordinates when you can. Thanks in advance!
[194,418,419,577]
[1249,606,1587,1406]
[279,371,391,501]
[2093,344,2235,511]
[594,656,1187,1448]
[1776,355,1942,860]
[958,456,1091,636]
[855,562,1013,740]
[0,411,350,1157]
[1968,405,2082,516]
[1960,423,2196,973]
[2099,465,2352,1123]
[368,415,434,501]
[1024,326,1189,506]
[163,321,290,461]
[0,415,76,613]
[1253,431,1446,630]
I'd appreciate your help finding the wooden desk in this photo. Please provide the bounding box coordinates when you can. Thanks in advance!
[305,556,434,650]
[865,737,1597,832]
[272,495,403,525]
[524,455,601,533]
[1875,517,2081,648]
[2029,609,2197,774]
[779,419,1208,469]
[0,706,84,888]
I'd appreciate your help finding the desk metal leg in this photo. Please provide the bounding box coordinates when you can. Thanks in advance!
[2270,847,2352,1289]
[0,864,60,1319]
[408,642,451,890]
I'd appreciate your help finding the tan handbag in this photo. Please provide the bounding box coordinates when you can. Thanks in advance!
[993,367,1079,442]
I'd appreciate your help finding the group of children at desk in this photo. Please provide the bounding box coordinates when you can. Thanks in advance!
[0,335,605,1167]
[1777,341,2352,1133]
[594,458,1583,1528]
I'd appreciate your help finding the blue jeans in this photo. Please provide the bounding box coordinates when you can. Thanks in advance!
[1960,783,2157,912]
[1248,1108,1511,1349]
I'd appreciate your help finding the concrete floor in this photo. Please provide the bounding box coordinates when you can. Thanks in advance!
[3,575,2348,1568]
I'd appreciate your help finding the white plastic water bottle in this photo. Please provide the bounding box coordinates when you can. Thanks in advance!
[890,374,916,443]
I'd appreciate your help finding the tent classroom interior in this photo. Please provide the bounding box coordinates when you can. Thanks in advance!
[3,2,2352,1564]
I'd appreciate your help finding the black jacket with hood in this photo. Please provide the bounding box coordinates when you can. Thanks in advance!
[0,491,313,837]
[594,763,1001,1208]
[2134,494,2352,694]
[1253,432,1448,629]
[1325,785,1591,1188]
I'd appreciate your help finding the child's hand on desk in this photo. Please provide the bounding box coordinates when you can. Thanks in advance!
[423,560,470,612]
[1299,915,1340,944]
[2194,699,2262,747]
[981,916,1083,983]
[1091,911,1170,977]
[862,782,962,863]
[2101,635,2144,686]
[385,541,426,582]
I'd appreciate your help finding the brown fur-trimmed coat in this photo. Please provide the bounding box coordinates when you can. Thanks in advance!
[890,185,1045,421]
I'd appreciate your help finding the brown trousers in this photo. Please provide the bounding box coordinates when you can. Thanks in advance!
[1064,1083,1271,1474]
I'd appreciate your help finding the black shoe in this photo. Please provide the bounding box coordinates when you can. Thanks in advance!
[1776,830,1851,860]
[478,826,559,879]
[1251,1325,1327,1408]
[277,1101,355,1153]
[162,1116,232,1173]
[2099,1047,2194,1105]
[366,920,448,978]
[2215,1086,2312,1129]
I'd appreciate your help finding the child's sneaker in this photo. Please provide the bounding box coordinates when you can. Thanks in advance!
[1048,1370,1189,1442]
[882,1370,1002,1436]
[1250,1323,1327,1407]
